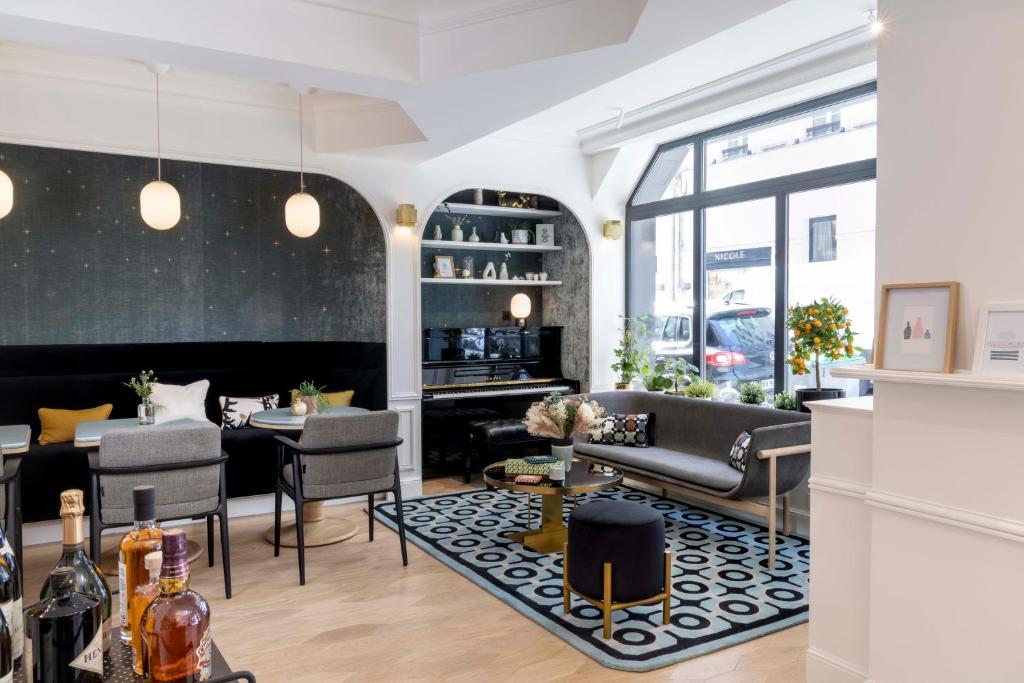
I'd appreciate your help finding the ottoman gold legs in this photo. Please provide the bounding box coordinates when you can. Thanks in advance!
[562,544,672,640]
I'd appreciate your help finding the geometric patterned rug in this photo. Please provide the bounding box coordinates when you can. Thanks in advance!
[374,485,809,672]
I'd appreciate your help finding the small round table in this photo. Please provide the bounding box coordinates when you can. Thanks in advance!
[483,461,623,554]
[249,406,369,548]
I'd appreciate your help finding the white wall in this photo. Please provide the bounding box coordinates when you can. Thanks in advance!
[0,46,624,500]
[876,0,1024,370]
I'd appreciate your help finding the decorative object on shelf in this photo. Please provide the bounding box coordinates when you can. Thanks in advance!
[125,369,158,425]
[395,203,417,234]
[510,293,532,327]
[481,261,497,280]
[140,63,181,231]
[683,378,717,399]
[603,219,624,240]
[468,226,480,242]
[510,221,532,245]
[432,224,442,240]
[498,262,509,280]
[972,302,1024,378]
[499,232,509,244]
[473,188,484,205]
[535,223,555,247]
[611,316,645,389]
[285,90,321,238]
[461,256,474,279]
[451,224,464,242]
[0,167,12,220]
[295,380,329,414]
[497,191,535,209]
[738,382,766,405]
[441,202,470,241]
[876,282,958,374]
[289,399,307,416]
[27,567,103,680]
[788,296,861,411]
[773,391,798,410]
[539,272,548,281]
[523,392,605,471]
[433,254,456,279]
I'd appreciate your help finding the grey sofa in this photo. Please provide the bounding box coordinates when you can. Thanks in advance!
[572,391,811,570]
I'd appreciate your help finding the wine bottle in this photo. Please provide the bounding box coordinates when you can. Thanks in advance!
[0,558,14,676]
[0,607,11,683]
[118,486,162,644]
[0,525,23,663]
[25,567,102,683]
[130,551,162,675]
[39,490,112,652]
[141,529,211,682]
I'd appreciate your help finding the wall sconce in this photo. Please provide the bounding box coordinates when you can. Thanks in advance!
[0,169,13,220]
[395,203,417,235]
[603,220,623,240]
[510,293,532,327]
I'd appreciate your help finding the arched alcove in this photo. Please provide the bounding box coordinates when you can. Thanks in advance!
[0,142,386,344]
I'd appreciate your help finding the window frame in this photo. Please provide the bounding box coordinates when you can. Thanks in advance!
[625,82,878,389]
[808,214,838,263]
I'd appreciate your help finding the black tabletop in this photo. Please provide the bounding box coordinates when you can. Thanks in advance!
[483,462,623,495]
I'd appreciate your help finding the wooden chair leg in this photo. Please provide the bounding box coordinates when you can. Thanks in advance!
[562,543,570,614]
[367,493,375,542]
[602,562,613,640]
[768,454,777,572]
[663,550,671,625]
[207,515,215,567]
[783,493,791,536]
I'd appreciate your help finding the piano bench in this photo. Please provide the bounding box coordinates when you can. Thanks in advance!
[468,419,548,485]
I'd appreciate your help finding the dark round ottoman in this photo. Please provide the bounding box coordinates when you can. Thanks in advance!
[563,500,671,639]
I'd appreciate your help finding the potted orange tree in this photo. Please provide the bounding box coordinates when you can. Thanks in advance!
[786,297,858,412]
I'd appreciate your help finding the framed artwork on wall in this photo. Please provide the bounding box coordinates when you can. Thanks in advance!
[876,282,959,373]
[535,223,555,247]
[972,303,1024,378]
[433,255,456,279]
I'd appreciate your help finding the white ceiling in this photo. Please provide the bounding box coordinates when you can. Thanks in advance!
[0,0,878,161]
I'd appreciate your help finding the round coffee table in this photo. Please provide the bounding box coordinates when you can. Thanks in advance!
[250,406,369,548]
[483,461,623,554]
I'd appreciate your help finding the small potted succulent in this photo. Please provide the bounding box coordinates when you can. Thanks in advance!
[738,381,767,406]
[683,378,717,400]
[523,392,604,471]
[125,370,157,425]
[787,297,859,412]
[773,391,798,411]
[294,381,329,416]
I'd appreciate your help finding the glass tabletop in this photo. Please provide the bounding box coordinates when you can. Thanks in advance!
[483,461,623,495]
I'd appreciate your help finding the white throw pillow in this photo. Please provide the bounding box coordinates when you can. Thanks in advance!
[150,380,210,423]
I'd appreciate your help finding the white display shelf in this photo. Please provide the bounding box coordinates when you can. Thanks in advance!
[438,202,562,219]
[420,240,561,253]
[831,365,1024,392]
[420,278,561,286]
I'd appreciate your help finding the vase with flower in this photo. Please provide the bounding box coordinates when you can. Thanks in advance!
[523,393,604,471]
[125,370,157,424]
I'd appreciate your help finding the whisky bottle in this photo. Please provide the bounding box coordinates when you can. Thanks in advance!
[39,490,112,652]
[118,486,162,643]
[130,551,162,675]
[141,529,211,682]
[25,567,103,682]
[0,525,22,663]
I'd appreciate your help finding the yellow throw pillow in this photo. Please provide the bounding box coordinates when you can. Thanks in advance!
[38,404,113,445]
[288,389,355,407]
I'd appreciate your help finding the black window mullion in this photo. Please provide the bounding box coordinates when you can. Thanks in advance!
[693,206,705,380]
[774,193,789,395]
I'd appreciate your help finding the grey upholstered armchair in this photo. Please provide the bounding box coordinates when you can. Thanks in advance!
[90,420,232,597]
[274,410,407,585]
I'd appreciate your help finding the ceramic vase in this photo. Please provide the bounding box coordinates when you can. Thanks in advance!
[468,227,480,242]
[551,440,573,471]
[473,188,484,205]
[451,225,464,242]
[432,225,442,240]
[482,262,497,280]
[290,400,308,417]
[300,396,319,415]
[548,464,565,482]
[499,262,509,280]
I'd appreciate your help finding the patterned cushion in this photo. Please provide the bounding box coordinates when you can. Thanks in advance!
[588,413,653,448]
[729,431,752,472]
[219,394,279,430]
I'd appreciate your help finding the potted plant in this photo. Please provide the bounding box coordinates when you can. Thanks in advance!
[773,390,797,411]
[663,357,699,396]
[125,370,157,425]
[738,381,766,406]
[786,297,858,412]
[683,378,717,400]
[641,357,672,392]
[611,316,643,390]
[523,393,604,470]
[295,380,329,415]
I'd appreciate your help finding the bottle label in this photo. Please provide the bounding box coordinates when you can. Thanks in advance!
[11,598,21,660]
[0,540,10,557]
[118,555,128,629]
[70,627,104,675]
[196,626,212,680]
[23,635,31,674]
[0,672,10,683]
[0,600,11,658]
[102,616,112,652]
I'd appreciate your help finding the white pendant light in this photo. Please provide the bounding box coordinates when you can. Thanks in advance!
[140,64,180,230]
[285,93,320,238]
[0,168,12,220]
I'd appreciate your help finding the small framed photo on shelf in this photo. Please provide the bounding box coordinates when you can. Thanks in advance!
[433,255,456,279]
[535,223,555,247]
[972,302,1024,378]
[876,281,959,372]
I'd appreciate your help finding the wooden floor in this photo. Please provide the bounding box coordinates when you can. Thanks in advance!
[21,477,808,682]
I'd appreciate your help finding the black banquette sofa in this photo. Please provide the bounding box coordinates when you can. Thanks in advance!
[0,341,386,523]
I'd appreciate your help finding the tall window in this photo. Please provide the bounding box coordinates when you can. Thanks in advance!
[626,83,877,397]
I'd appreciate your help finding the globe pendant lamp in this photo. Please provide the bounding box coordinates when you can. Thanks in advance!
[140,64,180,230]
[285,93,320,238]
[0,168,12,220]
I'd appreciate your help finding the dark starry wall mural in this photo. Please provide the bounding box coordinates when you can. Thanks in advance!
[0,143,386,345]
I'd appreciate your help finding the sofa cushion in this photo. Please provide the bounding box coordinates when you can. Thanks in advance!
[219,394,279,430]
[38,404,113,445]
[574,443,742,492]
[151,380,210,422]
[589,413,653,448]
[729,431,752,472]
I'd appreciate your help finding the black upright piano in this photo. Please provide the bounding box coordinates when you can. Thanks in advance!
[421,326,578,479]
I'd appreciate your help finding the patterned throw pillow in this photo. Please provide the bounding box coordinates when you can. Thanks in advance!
[729,431,752,472]
[588,413,653,448]
[219,394,279,430]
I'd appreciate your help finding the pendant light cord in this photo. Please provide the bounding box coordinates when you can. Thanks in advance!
[155,72,162,182]
[298,93,305,193]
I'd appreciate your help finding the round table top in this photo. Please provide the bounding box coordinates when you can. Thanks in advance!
[249,405,369,430]
[483,461,623,496]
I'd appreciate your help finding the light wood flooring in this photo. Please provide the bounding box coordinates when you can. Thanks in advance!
[21,477,808,682]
